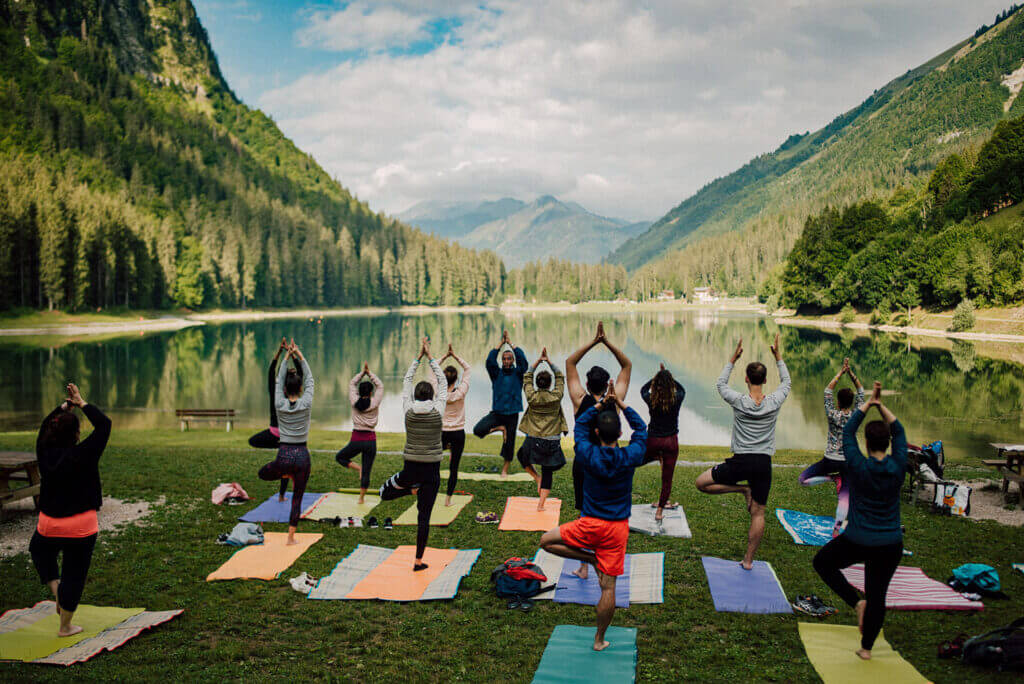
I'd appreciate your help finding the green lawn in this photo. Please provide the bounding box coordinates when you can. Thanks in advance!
[0,429,1021,682]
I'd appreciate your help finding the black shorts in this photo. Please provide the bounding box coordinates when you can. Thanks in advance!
[712,453,772,506]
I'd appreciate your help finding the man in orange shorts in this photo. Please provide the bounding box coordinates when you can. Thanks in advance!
[539,381,647,651]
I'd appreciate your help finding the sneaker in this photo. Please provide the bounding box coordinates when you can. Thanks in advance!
[384,517,393,531]
[808,595,837,616]
[475,511,500,524]
[792,595,818,616]
[289,572,318,594]
[367,516,379,529]
[507,597,521,610]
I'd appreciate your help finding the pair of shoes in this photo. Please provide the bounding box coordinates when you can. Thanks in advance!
[475,511,500,524]
[339,516,363,528]
[289,572,319,594]
[792,595,836,617]
[366,516,379,529]
[384,517,393,531]
[474,465,486,472]
[506,597,535,611]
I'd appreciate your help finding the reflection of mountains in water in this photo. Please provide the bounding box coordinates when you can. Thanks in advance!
[1,312,1022,459]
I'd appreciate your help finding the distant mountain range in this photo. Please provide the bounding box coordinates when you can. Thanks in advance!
[399,196,649,267]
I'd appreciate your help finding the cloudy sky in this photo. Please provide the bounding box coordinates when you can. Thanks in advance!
[193,1,1012,221]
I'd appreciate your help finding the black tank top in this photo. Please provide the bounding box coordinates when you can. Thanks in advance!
[575,393,598,420]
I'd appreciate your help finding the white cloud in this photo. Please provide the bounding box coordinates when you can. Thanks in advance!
[259,0,1012,221]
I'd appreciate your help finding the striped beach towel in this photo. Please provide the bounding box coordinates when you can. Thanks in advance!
[841,565,984,611]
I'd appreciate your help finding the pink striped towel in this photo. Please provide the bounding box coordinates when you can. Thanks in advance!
[841,565,984,611]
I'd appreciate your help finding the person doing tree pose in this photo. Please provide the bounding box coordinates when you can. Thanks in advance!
[641,364,686,521]
[539,381,647,652]
[517,347,568,511]
[696,333,790,570]
[258,340,314,545]
[436,344,471,507]
[799,357,864,537]
[248,337,301,449]
[565,321,632,580]
[335,363,384,504]
[379,337,447,571]
[31,382,111,637]
[473,329,527,478]
[813,381,907,661]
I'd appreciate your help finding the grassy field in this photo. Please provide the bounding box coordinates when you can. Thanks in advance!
[0,428,1021,682]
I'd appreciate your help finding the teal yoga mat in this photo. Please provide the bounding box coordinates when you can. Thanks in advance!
[532,625,637,684]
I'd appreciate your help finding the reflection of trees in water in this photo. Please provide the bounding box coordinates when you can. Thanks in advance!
[3,314,1024,450]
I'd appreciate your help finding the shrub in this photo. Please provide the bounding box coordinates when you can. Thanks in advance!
[839,304,856,325]
[870,298,892,325]
[949,298,976,332]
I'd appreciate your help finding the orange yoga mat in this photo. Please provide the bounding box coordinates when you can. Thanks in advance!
[206,532,323,581]
[345,546,459,601]
[498,497,562,531]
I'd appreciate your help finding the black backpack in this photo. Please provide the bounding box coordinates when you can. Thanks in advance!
[490,557,554,600]
[963,617,1024,672]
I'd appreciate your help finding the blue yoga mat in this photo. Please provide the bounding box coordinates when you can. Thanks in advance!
[553,558,630,608]
[776,508,834,546]
[701,556,793,614]
[238,492,324,523]
[532,625,637,684]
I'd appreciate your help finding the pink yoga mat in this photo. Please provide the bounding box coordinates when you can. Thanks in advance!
[841,565,984,610]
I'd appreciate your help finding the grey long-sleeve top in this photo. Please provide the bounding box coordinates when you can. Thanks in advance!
[276,357,314,443]
[716,360,791,456]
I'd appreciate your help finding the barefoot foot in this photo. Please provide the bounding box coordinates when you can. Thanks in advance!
[740,560,753,571]
[572,565,589,580]
[445,497,453,507]
[58,624,84,638]
[855,648,871,660]
[593,640,611,652]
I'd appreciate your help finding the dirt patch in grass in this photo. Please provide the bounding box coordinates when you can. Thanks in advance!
[916,478,1023,526]
[0,495,165,559]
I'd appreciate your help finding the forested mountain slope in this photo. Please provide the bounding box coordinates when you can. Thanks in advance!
[0,0,503,311]
[612,7,1024,298]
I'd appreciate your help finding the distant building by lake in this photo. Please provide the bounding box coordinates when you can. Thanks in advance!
[693,287,720,303]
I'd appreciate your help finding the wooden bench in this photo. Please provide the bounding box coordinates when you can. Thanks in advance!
[982,444,1024,509]
[176,409,235,432]
[0,451,40,516]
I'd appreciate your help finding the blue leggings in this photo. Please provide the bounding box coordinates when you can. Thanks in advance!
[799,458,849,535]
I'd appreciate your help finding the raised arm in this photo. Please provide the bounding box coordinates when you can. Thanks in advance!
[275,351,290,408]
[552,367,565,400]
[429,358,447,413]
[348,371,363,405]
[485,349,499,380]
[297,358,314,409]
[448,356,471,403]
[769,360,791,404]
[402,358,419,414]
[523,369,536,403]
[573,406,599,449]
[601,335,632,397]
[367,371,384,409]
[37,404,66,454]
[887,412,907,470]
[566,329,601,407]
[716,362,743,406]
[842,407,866,468]
[622,406,648,467]
[640,379,652,407]
[77,403,112,458]
[514,346,528,379]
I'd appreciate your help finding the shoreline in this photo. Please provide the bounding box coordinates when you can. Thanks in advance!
[775,314,1024,344]
[0,316,202,338]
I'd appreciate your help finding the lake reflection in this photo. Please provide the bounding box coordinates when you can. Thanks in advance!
[1,311,1022,460]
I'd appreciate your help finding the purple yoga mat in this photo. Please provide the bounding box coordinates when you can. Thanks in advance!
[238,492,324,523]
[553,557,631,608]
[701,556,792,614]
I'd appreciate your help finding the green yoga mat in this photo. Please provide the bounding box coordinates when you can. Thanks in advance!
[441,469,534,482]
[532,625,637,683]
[394,494,473,526]
[798,623,929,684]
[304,490,380,519]
[0,605,144,662]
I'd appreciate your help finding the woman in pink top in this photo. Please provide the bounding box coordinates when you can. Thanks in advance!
[439,344,470,506]
[335,363,384,504]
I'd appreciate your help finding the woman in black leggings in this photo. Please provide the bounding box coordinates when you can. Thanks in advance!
[31,382,111,637]
[249,338,301,449]
[258,340,314,545]
[379,338,447,571]
[813,381,907,660]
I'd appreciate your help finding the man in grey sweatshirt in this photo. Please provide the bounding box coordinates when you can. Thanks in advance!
[696,332,790,569]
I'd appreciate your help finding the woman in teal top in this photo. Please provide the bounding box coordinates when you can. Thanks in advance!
[813,381,907,661]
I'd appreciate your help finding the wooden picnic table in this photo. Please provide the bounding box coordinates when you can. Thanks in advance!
[0,451,40,514]
[983,443,1024,509]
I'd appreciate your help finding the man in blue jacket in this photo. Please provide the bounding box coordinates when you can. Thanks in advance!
[539,381,647,652]
[473,329,527,477]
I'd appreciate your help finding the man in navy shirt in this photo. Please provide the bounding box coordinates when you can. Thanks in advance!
[473,329,527,477]
[539,381,647,652]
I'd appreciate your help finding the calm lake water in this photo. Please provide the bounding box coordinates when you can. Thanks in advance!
[1,310,1020,461]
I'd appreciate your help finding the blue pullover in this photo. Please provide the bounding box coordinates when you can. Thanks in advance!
[574,406,648,521]
[486,347,528,414]
[841,408,908,546]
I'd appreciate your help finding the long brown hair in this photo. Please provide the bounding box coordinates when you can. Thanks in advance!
[650,369,677,414]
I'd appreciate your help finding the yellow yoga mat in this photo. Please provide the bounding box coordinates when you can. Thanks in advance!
[0,605,144,662]
[441,470,534,482]
[798,623,931,684]
[206,532,323,581]
[394,494,473,526]
[303,490,380,519]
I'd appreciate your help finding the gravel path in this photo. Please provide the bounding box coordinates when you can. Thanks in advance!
[0,496,165,559]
